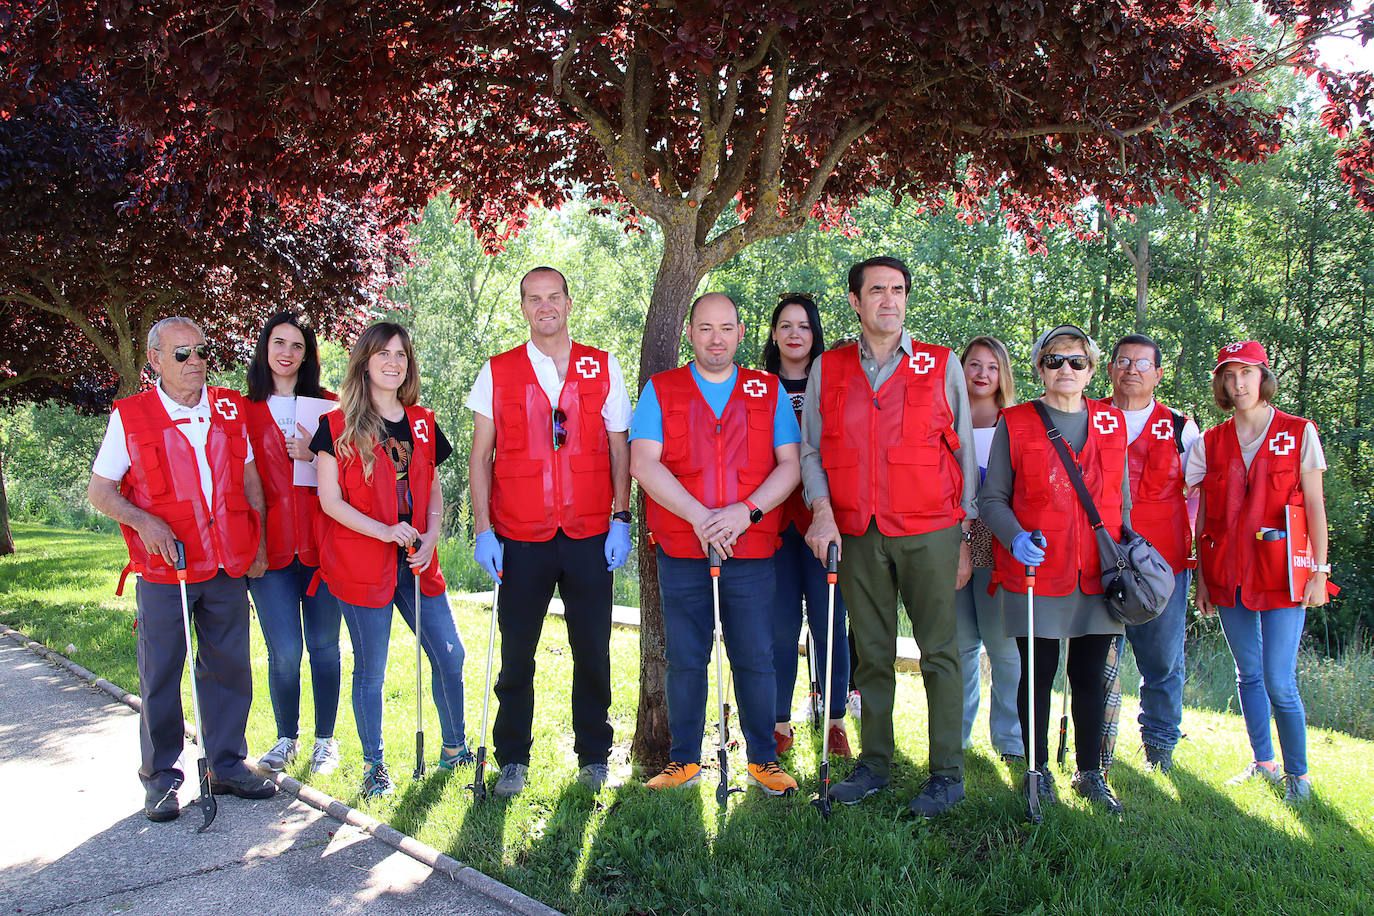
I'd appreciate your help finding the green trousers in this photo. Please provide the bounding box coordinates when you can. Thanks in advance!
[839,519,964,780]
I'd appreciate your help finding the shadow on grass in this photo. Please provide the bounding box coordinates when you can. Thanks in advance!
[390,766,452,839]
[449,773,509,875]
[509,782,600,901]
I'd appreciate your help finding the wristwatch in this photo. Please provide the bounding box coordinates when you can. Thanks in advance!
[961,527,975,544]
[612,511,632,524]
[744,499,764,525]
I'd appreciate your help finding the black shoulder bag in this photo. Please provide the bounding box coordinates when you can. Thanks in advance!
[1031,401,1175,626]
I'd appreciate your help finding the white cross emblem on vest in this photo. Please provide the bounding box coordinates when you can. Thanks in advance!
[1092,411,1119,436]
[1221,342,1246,355]
[1151,417,1174,441]
[413,418,430,444]
[575,355,600,379]
[213,397,238,421]
[1268,430,1295,456]
[909,352,936,375]
[743,378,768,398]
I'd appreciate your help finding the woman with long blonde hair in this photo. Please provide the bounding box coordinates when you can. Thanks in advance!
[311,321,471,798]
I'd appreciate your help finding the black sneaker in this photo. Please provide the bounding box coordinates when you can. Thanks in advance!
[1143,744,1174,773]
[143,783,181,822]
[829,763,888,805]
[209,769,278,799]
[1071,769,1124,814]
[1022,768,1059,806]
[907,774,966,817]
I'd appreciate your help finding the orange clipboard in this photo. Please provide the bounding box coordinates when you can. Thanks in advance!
[1285,505,1339,603]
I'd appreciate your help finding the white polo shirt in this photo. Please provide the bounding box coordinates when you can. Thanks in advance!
[92,384,254,510]
[466,341,633,430]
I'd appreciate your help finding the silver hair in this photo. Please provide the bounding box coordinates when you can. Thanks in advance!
[147,316,204,353]
[1030,324,1101,372]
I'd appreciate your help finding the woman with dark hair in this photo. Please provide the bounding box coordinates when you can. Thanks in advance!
[761,294,852,758]
[954,335,1022,762]
[312,321,471,798]
[243,311,342,775]
[980,325,1130,814]
[1188,341,1331,804]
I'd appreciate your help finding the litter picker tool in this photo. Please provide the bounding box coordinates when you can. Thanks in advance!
[173,540,217,832]
[1055,640,1069,769]
[811,542,841,820]
[805,627,823,730]
[1024,530,1046,825]
[709,546,742,808]
[410,542,425,780]
[470,574,500,801]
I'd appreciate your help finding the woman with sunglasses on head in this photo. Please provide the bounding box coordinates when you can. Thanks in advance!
[761,295,853,759]
[311,321,471,798]
[242,312,343,776]
[980,325,1130,813]
[1188,342,1332,805]
[954,336,1023,764]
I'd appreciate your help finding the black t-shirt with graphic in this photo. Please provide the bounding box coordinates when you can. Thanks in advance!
[779,374,808,417]
[310,414,452,523]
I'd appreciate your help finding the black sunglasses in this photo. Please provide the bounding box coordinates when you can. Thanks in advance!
[163,344,211,363]
[1041,353,1090,371]
[553,407,568,450]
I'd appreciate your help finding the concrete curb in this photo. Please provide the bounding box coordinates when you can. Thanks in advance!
[0,623,563,916]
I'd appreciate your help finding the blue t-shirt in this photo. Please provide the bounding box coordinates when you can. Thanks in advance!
[629,364,801,447]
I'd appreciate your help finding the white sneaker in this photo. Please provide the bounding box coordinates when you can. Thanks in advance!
[846,690,862,719]
[259,737,298,772]
[311,737,341,776]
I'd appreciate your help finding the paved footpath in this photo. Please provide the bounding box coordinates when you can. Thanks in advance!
[0,637,549,916]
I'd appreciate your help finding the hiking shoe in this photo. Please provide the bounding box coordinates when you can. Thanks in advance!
[310,737,340,776]
[577,764,613,792]
[774,727,794,756]
[1226,760,1283,786]
[907,774,966,817]
[494,763,529,797]
[438,746,476,771]
[826,723,854,759]
[747,761,798,796]
[258,736,298,772]
[143,783,181,823]
[829,763,888,805]
[1071,770,1123,814]
[846,690,862,718]
[362,762,394,798]
[1282,774,1311,805]
[1144,744,1174,773]
[645,761,702,790]
[1022,768,1059,806]
[209,770,277,799]
[1001,753,1027,767]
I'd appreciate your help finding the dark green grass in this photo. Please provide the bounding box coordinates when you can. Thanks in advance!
[4,521,1373,916]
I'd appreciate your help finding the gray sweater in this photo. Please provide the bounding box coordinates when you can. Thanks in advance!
[979,402,1131,638]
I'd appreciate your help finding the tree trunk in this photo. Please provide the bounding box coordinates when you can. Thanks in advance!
[630,231,706,773]
[1133,226,1149,330]
[0,454,14,556]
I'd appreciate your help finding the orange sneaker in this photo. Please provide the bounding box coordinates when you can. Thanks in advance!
[646,761,701,790]
[774,727,794,756]
[826,723,854,759]
[747,761,798,796]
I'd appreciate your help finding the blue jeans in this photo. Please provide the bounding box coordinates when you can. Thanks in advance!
[338,557,468,765]
[1218,594,1307,777]
[955,567,1021,755]
[1123,569,1189,750]
[771,524,849,722]
[657,548,777,765]
[248,559,342,740]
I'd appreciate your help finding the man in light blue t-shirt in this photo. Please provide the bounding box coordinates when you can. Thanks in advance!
[630,293,801,796]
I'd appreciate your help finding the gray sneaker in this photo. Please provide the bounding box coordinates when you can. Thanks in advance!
[1282,773,1311,805]
[258,736,298,772]
[1143,744,1174,773]
[310,737,340,775]
[1022,768,1059,806]
[494,763,529,797]
[1071,769,1123,814]
[907,774,965,817]
[829,763,888,805]
[1226,761,1283,786]
[577,763,611,792]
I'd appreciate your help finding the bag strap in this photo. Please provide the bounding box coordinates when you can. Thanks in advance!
[1031,399,1106,531]
[1170,408,1188,455]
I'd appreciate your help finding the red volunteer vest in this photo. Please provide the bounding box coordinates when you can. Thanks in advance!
[315,406,447,607]
[991,399,1127,597]
[1108,398,1192,574]
[243,392,337,569]
[818,341,965,537]
[644,365,783,559]
[489,342,613,541]
[114,386,261,590]
[1198,410,1309,611]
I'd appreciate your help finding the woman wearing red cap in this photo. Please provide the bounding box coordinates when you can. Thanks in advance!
[1187,341,1331,804]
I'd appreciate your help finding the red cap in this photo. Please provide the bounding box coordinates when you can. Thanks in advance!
[1214,340,1269,373]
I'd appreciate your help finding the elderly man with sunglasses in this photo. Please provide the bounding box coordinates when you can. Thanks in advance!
[466,266,633,796]
[88,316,275,823]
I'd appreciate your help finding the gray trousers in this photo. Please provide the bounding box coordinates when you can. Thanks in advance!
[135,572,252,791]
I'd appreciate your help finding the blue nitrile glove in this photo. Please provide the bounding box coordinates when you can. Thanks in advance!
[474,529,503,582]
[1011,531,1047,567]
[605,519,632,571]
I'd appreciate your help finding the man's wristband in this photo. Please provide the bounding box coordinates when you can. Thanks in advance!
[612,510,632,524]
